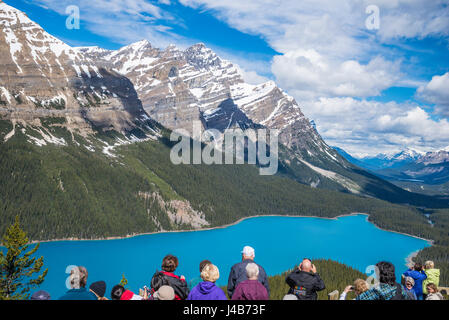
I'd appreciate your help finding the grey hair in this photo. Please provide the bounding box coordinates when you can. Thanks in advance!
[70,266,88,288]
[246,263,259,279]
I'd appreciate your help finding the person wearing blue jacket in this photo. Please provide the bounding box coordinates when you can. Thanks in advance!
[403,262,427,300]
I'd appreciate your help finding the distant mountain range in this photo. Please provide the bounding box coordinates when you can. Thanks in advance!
[334,146,449,194]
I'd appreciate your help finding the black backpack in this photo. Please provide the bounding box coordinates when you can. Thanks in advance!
[390,283,407,300]
[150,270,169,292]
[150,271,190,300]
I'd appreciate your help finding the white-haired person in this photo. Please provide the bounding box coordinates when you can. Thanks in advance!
[187,264,227,300]
[403,277,417,300]
[227,246,269,299]
[231,263,269,300]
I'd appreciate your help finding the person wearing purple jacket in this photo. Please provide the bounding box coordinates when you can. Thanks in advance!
[187,264,227,300]
[403,262,427,300]
[232,263,269,300]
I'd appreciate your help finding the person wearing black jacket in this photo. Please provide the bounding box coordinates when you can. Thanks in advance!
[285,258,325,300]
[150,254,189,300]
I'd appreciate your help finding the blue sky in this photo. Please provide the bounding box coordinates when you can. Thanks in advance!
[4,0,449,156]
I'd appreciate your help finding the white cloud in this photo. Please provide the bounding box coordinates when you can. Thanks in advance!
[179,0,449,154]
[272,50,400,99]
[375,0,449,40]
[304,97,449,156]
[417,72,449,117]
[235,66,270,85]
[32,0,185,47]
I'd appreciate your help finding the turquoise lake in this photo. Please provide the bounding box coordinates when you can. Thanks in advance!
[30,214,430,299]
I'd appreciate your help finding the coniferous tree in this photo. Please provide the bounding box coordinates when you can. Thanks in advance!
[119,274,128,288]
[0,216,48,300]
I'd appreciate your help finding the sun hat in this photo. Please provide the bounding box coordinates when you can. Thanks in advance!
[154,285,175,300]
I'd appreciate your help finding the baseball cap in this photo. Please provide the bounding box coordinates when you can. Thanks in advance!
[241,246,255,257]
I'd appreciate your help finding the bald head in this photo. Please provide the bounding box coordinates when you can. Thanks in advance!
[301,259,312,272]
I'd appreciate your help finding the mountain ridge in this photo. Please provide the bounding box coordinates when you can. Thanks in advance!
[1,0,448,234]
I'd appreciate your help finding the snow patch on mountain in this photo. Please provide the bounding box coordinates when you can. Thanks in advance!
[300,159,361,194]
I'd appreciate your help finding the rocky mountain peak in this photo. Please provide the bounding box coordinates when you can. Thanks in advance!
[0,3,154,143]
[418,150,449,165]
[184,43,221,70]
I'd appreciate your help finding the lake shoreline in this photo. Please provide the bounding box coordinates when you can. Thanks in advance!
[30,212,434,246]
[405,250,420,268]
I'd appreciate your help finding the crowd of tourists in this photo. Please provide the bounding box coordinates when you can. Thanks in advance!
[30,246,445,301]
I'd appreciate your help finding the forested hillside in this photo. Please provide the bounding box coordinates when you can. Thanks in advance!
[0,119,436,241]
[416,209,449,286]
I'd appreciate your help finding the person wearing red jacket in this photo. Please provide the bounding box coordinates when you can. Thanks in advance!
[150,254,189,300]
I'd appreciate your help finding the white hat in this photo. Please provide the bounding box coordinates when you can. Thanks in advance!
[241,246,255,257]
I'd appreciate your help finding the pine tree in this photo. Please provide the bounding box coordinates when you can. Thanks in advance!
[0,216,48,300]
[119,273,128,288]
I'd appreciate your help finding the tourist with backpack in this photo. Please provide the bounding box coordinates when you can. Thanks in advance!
[356,261,409,300]
[150,254,189,300]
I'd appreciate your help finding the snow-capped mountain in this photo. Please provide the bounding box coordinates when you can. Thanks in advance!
[0,0,154,143]
[1,0,427,200]
[339,148,426,171]
[418,149,449,165]
[336,146,449,185]
[77,38,343,170]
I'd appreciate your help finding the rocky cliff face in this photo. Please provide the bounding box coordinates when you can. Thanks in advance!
[79,39,343,168]
[0,1,152,140]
